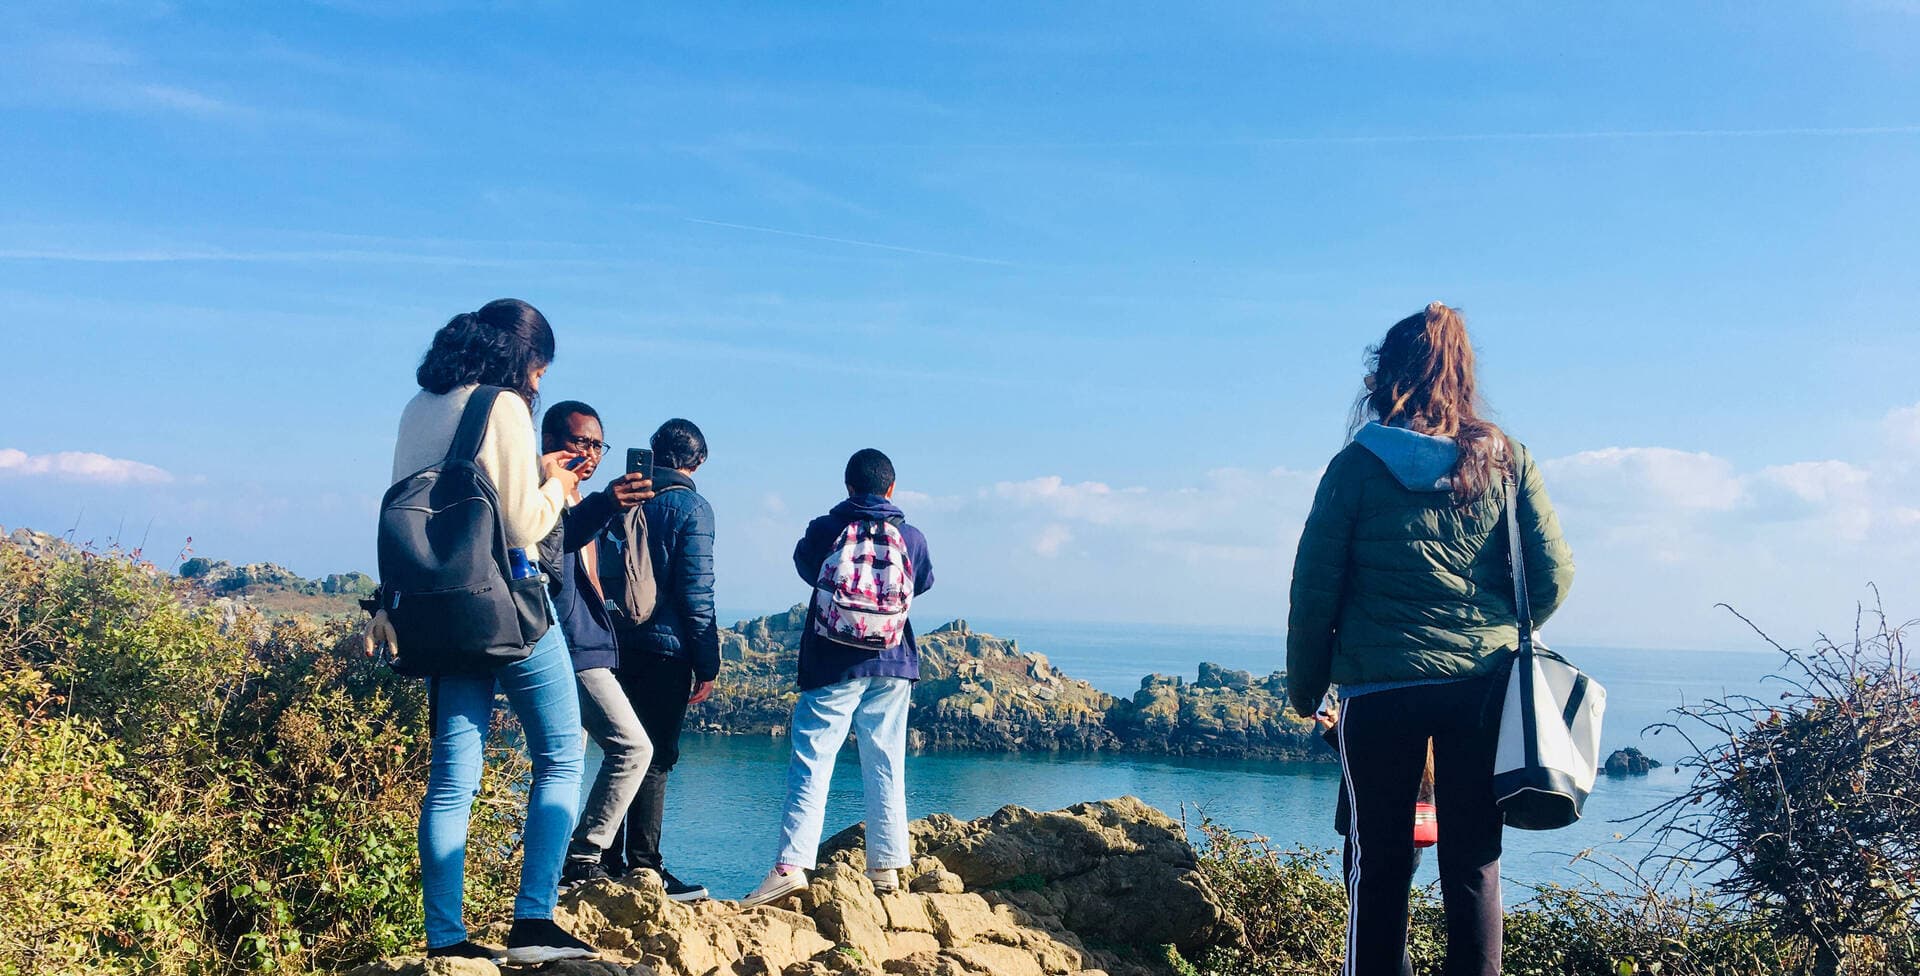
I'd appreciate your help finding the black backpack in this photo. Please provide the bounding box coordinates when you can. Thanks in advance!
[374,386,552,676]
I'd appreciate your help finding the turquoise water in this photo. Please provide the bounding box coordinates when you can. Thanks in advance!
[622,620,1784,904]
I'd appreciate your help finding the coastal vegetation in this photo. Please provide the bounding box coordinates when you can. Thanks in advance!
[1,527,1913,974]
[0,529,526,973]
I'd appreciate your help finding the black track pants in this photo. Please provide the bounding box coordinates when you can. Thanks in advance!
[1337,674,1504,976]
[603,654,694,874]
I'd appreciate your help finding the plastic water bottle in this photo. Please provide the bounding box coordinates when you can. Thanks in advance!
[508,547,537,580]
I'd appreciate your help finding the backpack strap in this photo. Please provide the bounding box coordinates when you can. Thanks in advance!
[447,386,504,465]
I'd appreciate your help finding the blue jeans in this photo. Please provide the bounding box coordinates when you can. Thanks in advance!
[776,675,911,871]
[420,613,583,949]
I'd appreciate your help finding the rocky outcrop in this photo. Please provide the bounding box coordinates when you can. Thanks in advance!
[691,609,1323,761]
[345,799,1238,976]
[177,554,375,615]
[818,796,1240,958]
[1103,665,1318,760]
[1604,747,1661,776]
[906,622,1119,753]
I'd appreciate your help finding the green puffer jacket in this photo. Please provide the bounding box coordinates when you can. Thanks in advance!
[1284,424,1574,717]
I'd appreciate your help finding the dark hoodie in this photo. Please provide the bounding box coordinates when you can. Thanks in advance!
[792,494,935,692]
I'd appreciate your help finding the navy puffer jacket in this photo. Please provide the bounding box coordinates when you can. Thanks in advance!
[619,468,719,681]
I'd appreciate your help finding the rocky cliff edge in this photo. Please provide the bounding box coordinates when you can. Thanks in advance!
[345,797,1239,976]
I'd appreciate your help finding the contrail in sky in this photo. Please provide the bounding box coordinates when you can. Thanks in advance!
[683,217,1016,267]
[808,124,1920,152]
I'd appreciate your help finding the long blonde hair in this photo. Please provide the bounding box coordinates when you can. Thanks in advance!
[1352,302,1505,501]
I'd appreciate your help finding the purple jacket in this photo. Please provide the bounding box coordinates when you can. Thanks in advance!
[793,494,935,692]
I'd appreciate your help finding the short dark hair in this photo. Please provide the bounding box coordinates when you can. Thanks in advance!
[651,418,708,470]
[541,400,600,446]
[845,448,895,496]
[415,298,556,405]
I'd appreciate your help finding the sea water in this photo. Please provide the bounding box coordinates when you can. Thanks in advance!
[630,620,1784,904]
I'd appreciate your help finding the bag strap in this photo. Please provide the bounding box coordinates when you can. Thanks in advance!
[447,386,504,465]
[839,515,904,538]
[1504,438,1535,655]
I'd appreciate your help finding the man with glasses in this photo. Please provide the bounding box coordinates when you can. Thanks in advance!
[538,401,656,889]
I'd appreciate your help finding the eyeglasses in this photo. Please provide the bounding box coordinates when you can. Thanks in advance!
[564,435,610,456]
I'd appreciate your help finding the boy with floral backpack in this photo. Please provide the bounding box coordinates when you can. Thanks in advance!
[742,448,935,907]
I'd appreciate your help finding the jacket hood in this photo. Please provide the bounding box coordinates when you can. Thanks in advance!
[1353,421,1458,492]
[651,467,696,492]
[828,493,905,522]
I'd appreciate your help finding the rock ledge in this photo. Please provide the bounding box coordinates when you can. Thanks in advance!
[348,797,1235,976]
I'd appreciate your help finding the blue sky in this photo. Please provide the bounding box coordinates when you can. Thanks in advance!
[3,2,1918,650]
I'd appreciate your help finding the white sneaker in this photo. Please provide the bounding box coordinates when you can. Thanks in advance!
[866,868,900,893]
[740,866,809,908]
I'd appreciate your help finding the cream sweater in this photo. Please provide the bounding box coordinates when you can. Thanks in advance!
[390,385,569,549]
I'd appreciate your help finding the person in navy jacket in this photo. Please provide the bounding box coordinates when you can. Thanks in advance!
[743,448,935,907]
[601,418,718,902]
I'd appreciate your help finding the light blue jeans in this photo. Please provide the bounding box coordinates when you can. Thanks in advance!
[420,611,583,949]
[776,675,912,871]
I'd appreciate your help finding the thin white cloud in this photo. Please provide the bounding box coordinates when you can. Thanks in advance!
[129,82,239,116]
[684,217,1016,267]
[0,245,623,269]
[743,125,1920,154]
[1885,402,1920,454]
[1031,524,1072,558]
[0,36,247,119]
[0,448,172,484]
[1542,447,1747,512]
[1759,460,1872,505]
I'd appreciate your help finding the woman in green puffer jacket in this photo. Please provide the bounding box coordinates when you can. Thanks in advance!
[1285,302,1574,976]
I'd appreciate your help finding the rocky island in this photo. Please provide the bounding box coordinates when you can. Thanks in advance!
[695,607,1325,761]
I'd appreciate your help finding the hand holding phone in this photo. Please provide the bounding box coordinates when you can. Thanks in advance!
[540,450,583,484]
[609,472,655,509]
[1313,692,1338,729]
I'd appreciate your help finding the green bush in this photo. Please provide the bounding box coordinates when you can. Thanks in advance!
[1186,824,1796,976]
[0,540,528,974]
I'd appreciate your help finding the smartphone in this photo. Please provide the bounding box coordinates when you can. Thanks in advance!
[626,447,654,481]
[1314,691,1337,721]
[565,454,589,471]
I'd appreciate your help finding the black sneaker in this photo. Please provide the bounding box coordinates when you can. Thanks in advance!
[503,918,598,965]
[658,868,710,902]
[560,859,613,891]
[426,940,502,960]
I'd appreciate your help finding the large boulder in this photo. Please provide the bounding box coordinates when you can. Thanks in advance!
[348,799,1237,976]
[821,797,1240,959]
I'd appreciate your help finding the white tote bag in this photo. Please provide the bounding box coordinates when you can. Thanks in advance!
[1492,468,1607,830]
